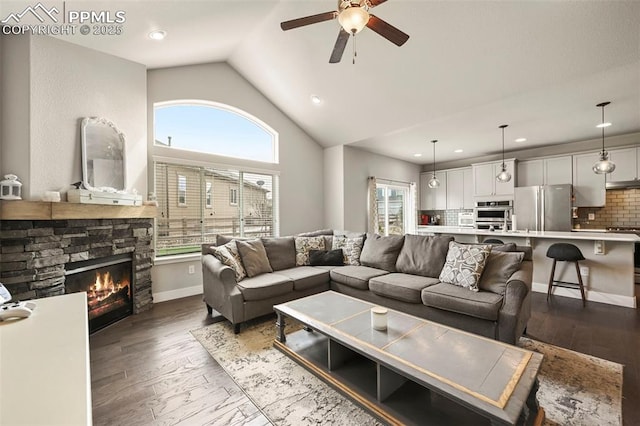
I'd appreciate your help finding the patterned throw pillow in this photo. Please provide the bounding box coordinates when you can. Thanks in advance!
[332,235,364,265]
[439,242,492,291]
[211,241,247,282]
[294,236,326,266]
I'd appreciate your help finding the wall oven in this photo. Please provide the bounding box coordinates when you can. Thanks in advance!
[474,200,513,230]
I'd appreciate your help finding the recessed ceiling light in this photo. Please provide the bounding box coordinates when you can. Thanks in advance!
[148,30,167,40]
[310,95,322,105]
[515,138,527,143]
[413,153,422,157]
[596,122,611,128]
[454,149,463,153]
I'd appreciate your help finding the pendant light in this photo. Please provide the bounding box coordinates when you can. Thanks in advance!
[592,101,615,174]
[427,140,440,188]
[496,124,512,183]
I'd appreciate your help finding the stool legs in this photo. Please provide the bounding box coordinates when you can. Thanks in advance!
[574,261,586,307]
[547,259,557,302]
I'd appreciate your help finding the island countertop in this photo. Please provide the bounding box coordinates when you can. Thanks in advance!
[416,226,640,242]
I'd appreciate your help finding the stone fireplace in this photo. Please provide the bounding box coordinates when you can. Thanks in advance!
[0,202,156,326]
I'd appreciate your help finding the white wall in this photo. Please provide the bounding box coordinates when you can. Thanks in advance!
[147,62,324,236]
[323,145,344,230]
[0,35,147,200]
[343,146,422,232]
[147,62,325,299]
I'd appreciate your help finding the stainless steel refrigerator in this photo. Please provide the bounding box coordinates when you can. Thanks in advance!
[513,184,572,231]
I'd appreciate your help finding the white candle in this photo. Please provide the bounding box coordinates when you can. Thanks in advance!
[371,306,388,331]
[511,214,517,231]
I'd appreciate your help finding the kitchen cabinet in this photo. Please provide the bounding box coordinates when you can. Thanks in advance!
[472,159,515,199]
[420,171,447,210]
[573,152,605,207]
[517,156,572,187]
[607,147,640,182]
[446,167,474,209]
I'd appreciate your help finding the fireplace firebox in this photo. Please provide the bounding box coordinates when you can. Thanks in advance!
[65,254,133,332]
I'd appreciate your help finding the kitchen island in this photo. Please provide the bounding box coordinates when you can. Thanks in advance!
[417,226,639,308]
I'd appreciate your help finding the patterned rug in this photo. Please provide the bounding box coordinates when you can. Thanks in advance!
[191,319,622,426]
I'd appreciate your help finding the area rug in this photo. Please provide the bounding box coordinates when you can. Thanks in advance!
[191,319,622,426]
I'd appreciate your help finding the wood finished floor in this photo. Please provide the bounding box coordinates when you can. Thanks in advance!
[90,291,640,425]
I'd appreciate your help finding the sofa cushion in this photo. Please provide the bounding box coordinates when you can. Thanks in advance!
[236,239,273,278]
[421,283,504,321]
[276,266,330,291]
[216,234,248,246]
[236,273,293,301]
[395,234,453,277]
[261,237,296,271]
[360,234,405,272]
[369,273,440,304]
[209,241,247,282]
[294,236,326,266]
[490,242,517,253]
[479,251,525,294]
[332,235,365,265]
[439,242,492,291]
[330,265,389,290]
[309,249,345,266]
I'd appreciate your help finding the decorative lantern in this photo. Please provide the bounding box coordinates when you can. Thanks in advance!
[0,174,23,200]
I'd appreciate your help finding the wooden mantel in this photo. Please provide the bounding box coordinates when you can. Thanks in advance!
[0,200,157,220]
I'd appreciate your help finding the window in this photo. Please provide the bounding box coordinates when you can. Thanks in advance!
[154,101,278,163]
[376,182,415,236]
[177,175,187,207]
[155,161,278,256]
[205,182,212,209]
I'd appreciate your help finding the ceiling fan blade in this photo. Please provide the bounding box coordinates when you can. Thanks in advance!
[329,29,350,63]
[366,14,410,46]
[280,11,337,31]
[368,0,388,6]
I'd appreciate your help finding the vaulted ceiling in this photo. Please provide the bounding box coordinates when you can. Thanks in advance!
[15,0,640,165]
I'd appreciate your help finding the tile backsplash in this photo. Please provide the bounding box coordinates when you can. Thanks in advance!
[420,209,472,226]
[574,188,640,229]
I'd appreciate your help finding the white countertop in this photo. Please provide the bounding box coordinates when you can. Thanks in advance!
[0,292,92,425]
[416,226,640,242]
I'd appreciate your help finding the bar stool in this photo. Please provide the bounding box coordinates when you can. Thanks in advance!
[546,243,586,306]
[484,238,504,245]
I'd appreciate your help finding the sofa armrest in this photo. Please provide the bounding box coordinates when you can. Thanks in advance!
[202,254,244,324]
[497,260,533,344]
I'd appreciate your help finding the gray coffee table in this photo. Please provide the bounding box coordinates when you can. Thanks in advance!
[273,291,544,426]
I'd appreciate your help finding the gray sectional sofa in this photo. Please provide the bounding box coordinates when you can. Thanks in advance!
[201,230,533,344]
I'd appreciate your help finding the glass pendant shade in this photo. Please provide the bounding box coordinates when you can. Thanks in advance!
[428,139,440,189]
[495,125,512,183]
[593,101,615,175]
[338,7,369,34]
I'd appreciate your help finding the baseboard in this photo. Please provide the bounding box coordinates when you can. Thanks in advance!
[532,282,637,308]
[152,285,202,303]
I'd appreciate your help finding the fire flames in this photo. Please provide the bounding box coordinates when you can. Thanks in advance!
[87,271,130,312]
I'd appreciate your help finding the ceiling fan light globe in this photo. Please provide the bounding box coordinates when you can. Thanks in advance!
[338,7,369,34]
[427,176,440,189]
[496,169,512,183]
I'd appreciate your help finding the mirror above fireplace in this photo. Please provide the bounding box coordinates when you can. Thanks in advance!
[81,117,126,192]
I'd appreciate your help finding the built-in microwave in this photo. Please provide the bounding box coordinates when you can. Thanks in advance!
[474,200,513,229]
[458,212,475,228]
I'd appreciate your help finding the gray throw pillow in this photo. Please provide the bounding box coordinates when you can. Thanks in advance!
[210,241,247,282]
[439,242,492,291]
[479,251,525,294]
[395,234,453,277]
[294,236,326,266]
[490,243,517,253]
[236,239,273,278]
[359,233,405,272]
[261,237,296,271]
[216,234,248,246]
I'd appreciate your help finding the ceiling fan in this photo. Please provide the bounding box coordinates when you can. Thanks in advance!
[280,0,410,64]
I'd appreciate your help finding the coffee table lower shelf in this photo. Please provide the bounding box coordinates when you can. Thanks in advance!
[274,328,544,426]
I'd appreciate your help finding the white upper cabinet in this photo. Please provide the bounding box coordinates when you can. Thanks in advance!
[420,171,447,210]
[517,156,572,187]
[573,152,605,207]
[607,147,639,182]
[472,160,515,199]
[445,167,474,210]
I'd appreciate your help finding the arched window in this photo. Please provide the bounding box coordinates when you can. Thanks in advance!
[152,101,279,256]
[154,100,278,164]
